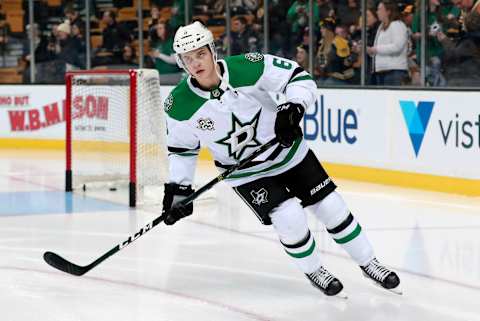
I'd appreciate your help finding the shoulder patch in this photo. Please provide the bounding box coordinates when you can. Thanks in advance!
[244,52,264,63]
[164,93,173,112]
[166,80,208,121]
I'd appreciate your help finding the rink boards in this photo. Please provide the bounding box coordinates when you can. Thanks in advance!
[0,85,479,196]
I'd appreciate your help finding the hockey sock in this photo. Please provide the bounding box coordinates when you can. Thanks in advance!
[308,191,374,266]
[271,198,322,274]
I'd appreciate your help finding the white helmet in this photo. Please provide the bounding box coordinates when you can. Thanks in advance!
[173,21,217,70]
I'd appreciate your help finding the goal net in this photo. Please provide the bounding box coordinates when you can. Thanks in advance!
[65,69,167,207]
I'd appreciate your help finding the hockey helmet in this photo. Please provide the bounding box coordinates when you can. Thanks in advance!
[173,21,217,70]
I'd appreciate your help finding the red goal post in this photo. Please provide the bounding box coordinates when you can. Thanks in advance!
[65,69,167,207]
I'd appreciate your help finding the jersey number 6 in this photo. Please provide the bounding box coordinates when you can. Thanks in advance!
[273,58,293,70]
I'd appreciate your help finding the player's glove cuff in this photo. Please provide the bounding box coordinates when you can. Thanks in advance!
[274,102,305,148]
[162,183,194,225]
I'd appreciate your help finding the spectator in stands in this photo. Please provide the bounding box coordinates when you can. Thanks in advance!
[295,44,309,70]
[452,0,480,30]
[102,9,132,52]
[227,16,260,55]
[93,10,132,66]
[169,0,193,31]
[412,0,459,86]
[22,23,52,62]
[436,3,480,86]
[55,21,84,70]
[367,1,409,86]
[287,0,320,54]
[64,6,83,31]
[335,24,350,39]
[120,44,137,66]
[336,0,360,29]
[149,21,181,75]
[45,24,59,60]
[22,23,55,82]
[315,17,355,85]
[148,4,161,30]
[34,20,81,83]
[71,22,86,68]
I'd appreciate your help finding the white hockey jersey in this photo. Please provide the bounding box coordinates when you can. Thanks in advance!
[164,53,317,187]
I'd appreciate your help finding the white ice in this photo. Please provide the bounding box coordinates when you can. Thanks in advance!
[0,149,479,321]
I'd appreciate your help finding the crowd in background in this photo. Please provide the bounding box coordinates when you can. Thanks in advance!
[0,0,479,86]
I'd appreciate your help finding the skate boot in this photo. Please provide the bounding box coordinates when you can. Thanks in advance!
[361,258,402,294]
[305,266,346,298]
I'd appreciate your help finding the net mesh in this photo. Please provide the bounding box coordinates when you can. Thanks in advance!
[69,69,167,205]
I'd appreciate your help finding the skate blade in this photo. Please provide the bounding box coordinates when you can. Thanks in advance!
[365,275,403,295]
[334,290,349,299]
[386,286,403,295]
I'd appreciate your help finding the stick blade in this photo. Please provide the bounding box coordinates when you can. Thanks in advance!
[43,251,88,276]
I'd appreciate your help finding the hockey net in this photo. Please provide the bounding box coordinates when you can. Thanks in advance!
[65,69,168,207]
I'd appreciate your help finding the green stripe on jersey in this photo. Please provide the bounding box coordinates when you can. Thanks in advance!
[290,75,313,83]
[285,239,316,258]
[227,138,301,179]
[169,152,199,157]
[166,79,208,121]
[334,224,362,244]
[224,54,265,88]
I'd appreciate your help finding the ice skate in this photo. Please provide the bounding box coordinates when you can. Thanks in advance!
[361,258,402,295]
[305,266,347,299]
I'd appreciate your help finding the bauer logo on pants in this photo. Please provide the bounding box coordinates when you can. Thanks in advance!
[250,188,268,206]
[310,178,331,196]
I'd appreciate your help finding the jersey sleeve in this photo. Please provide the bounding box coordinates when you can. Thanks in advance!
[259,54,318,110]
[165,115,200,186]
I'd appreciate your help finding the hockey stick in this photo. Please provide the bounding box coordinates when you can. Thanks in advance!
[43,137,279,276]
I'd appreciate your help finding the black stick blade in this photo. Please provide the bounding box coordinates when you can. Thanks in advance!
[43,251,88,276]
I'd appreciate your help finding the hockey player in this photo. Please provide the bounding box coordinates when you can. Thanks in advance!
[162,21,401,297]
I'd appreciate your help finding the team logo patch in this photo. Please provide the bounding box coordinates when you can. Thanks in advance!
[215,110,262,160]
[164,94,173,112]
[251,188,268,206]
[197,118,215,131]
[245,52,264,63]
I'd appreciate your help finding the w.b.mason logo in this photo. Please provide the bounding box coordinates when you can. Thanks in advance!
[251,188,268,206]
[215,110,262,160]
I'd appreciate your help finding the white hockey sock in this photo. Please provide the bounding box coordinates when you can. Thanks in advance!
[270,198,322,274]
[308,191,374,266]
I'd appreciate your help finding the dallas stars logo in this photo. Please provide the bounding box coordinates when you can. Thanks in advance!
[216,110,262,160]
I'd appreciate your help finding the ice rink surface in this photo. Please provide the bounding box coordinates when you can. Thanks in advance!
[1,149,479,321]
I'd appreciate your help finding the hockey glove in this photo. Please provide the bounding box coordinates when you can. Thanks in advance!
[162,183,194,225]
[274,102,305,148]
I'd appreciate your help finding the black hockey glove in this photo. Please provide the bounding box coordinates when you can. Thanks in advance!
[162,183,194,225]
[274,102,305,148]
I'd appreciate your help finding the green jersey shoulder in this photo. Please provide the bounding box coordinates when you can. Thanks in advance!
[224,53,265,88]
[164,78,207,121]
